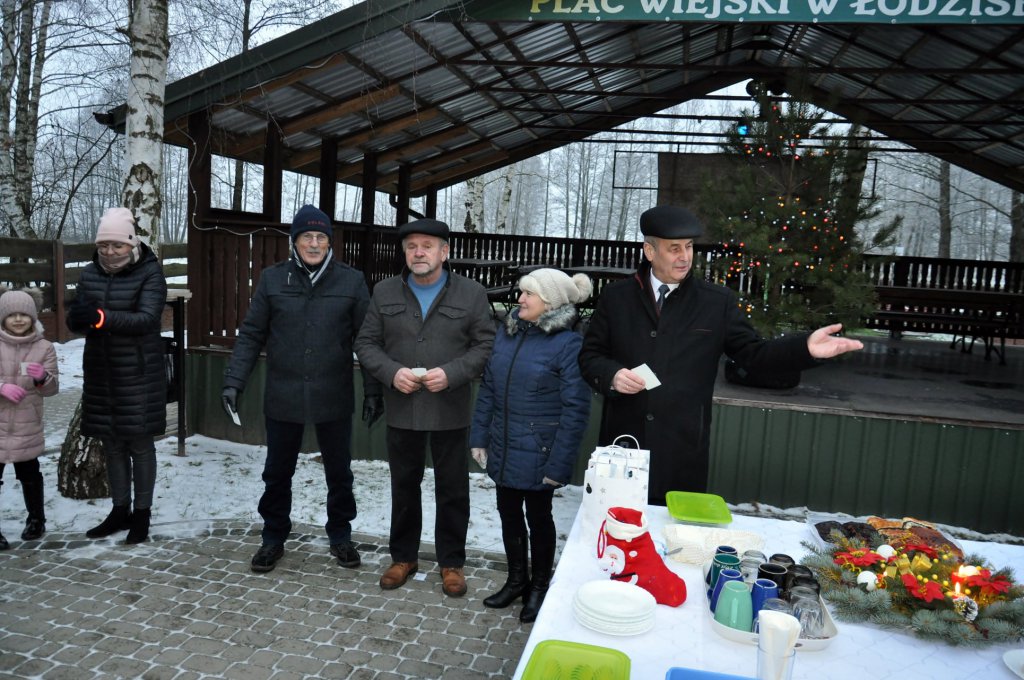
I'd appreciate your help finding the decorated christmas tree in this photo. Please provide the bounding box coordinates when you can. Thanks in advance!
[700,81,898,337]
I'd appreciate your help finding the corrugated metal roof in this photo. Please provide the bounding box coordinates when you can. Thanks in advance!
[102,0,1024,196]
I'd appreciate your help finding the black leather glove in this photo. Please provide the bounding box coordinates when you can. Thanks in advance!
[221,387,239,420]
[362,394,384,427]
[69,298,102,330]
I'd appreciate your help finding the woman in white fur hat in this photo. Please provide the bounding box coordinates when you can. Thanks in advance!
[470,268,593,622]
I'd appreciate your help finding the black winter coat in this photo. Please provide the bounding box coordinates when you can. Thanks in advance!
[224,258,371,424]
[578,261,817,504]
[70,244,168,438]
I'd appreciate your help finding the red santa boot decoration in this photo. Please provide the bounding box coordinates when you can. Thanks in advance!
[596,506,687,607]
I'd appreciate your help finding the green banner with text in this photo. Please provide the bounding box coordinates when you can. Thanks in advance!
[466,0,1024,24]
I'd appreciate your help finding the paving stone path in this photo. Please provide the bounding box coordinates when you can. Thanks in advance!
[1,386,532,679]
[0,522,530,679]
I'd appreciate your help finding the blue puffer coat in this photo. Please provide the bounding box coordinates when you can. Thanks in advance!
[470,305,591,490]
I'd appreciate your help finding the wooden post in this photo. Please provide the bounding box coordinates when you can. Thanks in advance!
[361,152,378,226]
[396,164,411,225]
[52,239,69,343]
[187,110,212,346]
[263,121,283,221]
[425,188,437,219]
[320,139,338,220]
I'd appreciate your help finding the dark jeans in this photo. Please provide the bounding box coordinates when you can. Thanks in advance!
[385,426,469,568]
[495,484,556,558]
[260,415,355,546]
[0,459,42,486]
[101,436,157,510]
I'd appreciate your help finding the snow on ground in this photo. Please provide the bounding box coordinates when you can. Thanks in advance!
[6,339,581,554]
[3,339,1018,551]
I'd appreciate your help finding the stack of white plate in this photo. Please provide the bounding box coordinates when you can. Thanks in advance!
[573,580,657,636]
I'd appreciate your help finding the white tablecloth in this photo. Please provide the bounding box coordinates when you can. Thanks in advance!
[513,506,1024,679]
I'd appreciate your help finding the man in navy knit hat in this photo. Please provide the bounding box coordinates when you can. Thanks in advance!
[222,205,381,573]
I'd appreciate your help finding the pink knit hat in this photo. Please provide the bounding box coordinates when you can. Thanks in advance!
[95,207,138,245]
[0,289,40,323]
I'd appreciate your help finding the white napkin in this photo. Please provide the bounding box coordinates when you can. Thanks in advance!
[758,610,800,680]
[662,525,766,565]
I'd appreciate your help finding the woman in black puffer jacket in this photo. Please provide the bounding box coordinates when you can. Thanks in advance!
[67,207,167,545]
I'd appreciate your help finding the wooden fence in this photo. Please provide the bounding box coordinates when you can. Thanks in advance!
[0,237,187,342]
[4,219,1024,347]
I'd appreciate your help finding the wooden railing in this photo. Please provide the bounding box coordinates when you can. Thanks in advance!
[0,237,187,342]
[5,216,1024,347]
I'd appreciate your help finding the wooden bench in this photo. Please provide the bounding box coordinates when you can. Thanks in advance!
[869,286,1024,365]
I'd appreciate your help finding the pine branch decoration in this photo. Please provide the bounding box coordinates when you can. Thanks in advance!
[801,537,1024,646]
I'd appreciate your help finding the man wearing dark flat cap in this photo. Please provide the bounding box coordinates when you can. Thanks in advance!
[579,205,863,505]
[355,218,495,598]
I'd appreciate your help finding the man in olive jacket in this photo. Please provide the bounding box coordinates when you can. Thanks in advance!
[579,205,863,506]
[222,205,378,574]
[354,218,495,598]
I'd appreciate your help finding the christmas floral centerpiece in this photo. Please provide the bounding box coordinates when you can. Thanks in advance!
[802,520,1024,646]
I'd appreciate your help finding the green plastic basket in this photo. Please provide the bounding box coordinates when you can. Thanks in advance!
[522,639,631,679]
[665,491,732,525]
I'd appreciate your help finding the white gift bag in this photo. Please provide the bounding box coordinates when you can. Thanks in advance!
[578,435,650,543]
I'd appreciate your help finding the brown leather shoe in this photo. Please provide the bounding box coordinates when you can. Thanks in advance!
[441,566,467,597]
[380,561,418,590]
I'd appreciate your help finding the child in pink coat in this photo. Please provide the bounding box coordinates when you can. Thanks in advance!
[0,288,59,548]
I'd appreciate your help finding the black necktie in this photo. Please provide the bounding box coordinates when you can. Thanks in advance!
[656,284,669,312]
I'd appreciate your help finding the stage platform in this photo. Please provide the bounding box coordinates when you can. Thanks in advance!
[713,332,1024,430]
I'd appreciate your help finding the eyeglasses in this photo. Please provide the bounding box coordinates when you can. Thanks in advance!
[97,242,131,253]
[298,233,330,245]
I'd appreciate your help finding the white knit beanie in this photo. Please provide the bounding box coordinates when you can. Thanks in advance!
[95,207,138,245]
[518,269,593,309]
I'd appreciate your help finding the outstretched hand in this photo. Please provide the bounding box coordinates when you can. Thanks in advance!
[807,323,864,359]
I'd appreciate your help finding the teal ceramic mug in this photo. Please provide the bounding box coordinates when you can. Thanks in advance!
[713,580,754,632]
[707,552,741,596]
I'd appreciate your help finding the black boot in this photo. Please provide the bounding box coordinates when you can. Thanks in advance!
[0,529,8,550]
[483,535,530,609]
[125,508,151,545]
[20,478,46,541]
[520,537,555,623]
[86,505,132,538]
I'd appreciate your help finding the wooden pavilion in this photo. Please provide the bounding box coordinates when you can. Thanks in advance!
[96,0,1024,533]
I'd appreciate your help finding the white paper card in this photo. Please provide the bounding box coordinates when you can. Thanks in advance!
[410,367,428,378]
[631,363,661,390]
[227,405,241,427]
[20,362,30,376]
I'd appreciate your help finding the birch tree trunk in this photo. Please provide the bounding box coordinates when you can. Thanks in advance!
[937,160,952,258]
[495,166,513,231]
[122,0,168,250]
[0,0,49,238]
[463,175,484,232]
[1011,191,1024,263]
[60,0,169,500]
